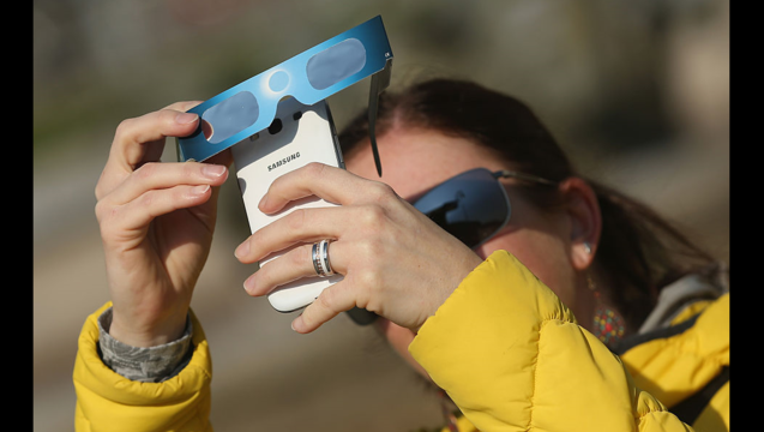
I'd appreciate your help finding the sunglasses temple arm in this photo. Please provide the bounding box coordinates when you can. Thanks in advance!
[368,58,393,177]
[367,85,382,177]
[494,170,558,186]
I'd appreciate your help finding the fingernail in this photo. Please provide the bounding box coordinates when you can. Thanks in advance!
[291,317,302,332]
[242,275,255,295]
[235,241,250,259]
[258,194,269,211]
[190,184,210,197]
[202,164,227,179]
[176,112,199,125]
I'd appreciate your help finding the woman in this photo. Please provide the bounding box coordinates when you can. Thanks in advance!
[74,79,729,431]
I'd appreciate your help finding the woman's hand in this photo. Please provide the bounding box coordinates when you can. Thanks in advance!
[95,102,231,347]
[234,162,483,334]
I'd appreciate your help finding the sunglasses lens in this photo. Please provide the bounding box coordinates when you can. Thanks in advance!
[414,169,510,248]
[201,91,260,144]
[307,38,367,90]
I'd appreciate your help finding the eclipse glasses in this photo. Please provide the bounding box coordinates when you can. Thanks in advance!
[176,15,393,176]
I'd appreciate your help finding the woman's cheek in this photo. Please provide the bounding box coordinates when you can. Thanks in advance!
[478,230,577,309]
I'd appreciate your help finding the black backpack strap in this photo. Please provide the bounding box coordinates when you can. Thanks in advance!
[611,313,700,356]
[612,312,728,426]
[670,366,729,425]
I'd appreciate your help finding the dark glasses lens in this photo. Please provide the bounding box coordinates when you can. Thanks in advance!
[198,38,368,145]
[413,168,511,249]
[307,38,367,90]
[201,91,260,144]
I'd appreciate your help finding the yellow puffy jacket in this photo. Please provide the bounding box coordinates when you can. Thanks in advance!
[73,251,729,431]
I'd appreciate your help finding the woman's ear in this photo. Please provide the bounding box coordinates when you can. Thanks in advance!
[558,177,601,271]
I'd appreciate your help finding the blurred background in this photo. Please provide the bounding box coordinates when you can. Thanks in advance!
[33,1,729,431]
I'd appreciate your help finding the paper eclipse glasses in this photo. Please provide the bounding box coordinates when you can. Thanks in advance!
[176,15,393,175]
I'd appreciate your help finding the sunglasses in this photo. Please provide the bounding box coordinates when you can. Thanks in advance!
[346,167,558,325]
[413,167,558,249]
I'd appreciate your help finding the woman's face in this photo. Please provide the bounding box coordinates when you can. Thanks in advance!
[345,127,587,379]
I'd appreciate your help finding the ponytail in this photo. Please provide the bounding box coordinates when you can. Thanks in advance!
[588,180,717,328]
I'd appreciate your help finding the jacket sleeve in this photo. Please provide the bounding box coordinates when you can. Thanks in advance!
[409,250,694,432]
[73,302,214,432]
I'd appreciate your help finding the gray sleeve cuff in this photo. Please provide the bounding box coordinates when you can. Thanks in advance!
[97,307,194,383]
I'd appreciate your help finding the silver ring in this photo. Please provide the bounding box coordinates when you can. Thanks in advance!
[313,239,335,277]
[312,242,323,276]
[320,239,335,277]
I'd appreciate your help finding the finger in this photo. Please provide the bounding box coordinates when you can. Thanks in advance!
[126,101,200,171]
[97,104,202,199]
[104,162,228,207]
[206,147,233,169]
[259,162,397,214]
[291,282,356,334]
[234,206,358,264]
[98,184,213,234]
[112,107,200,169]
[163,100,204,112]
[242,243,315,296]
[243,240,347,296]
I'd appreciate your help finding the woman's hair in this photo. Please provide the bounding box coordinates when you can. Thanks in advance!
[338,78,719,330]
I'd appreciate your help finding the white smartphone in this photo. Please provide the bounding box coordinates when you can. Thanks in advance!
[231,98,345,313]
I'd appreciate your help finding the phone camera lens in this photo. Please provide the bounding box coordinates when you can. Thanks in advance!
[268,118,283,135]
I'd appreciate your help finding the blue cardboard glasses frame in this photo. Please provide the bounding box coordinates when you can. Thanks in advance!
[175,15,393,176]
